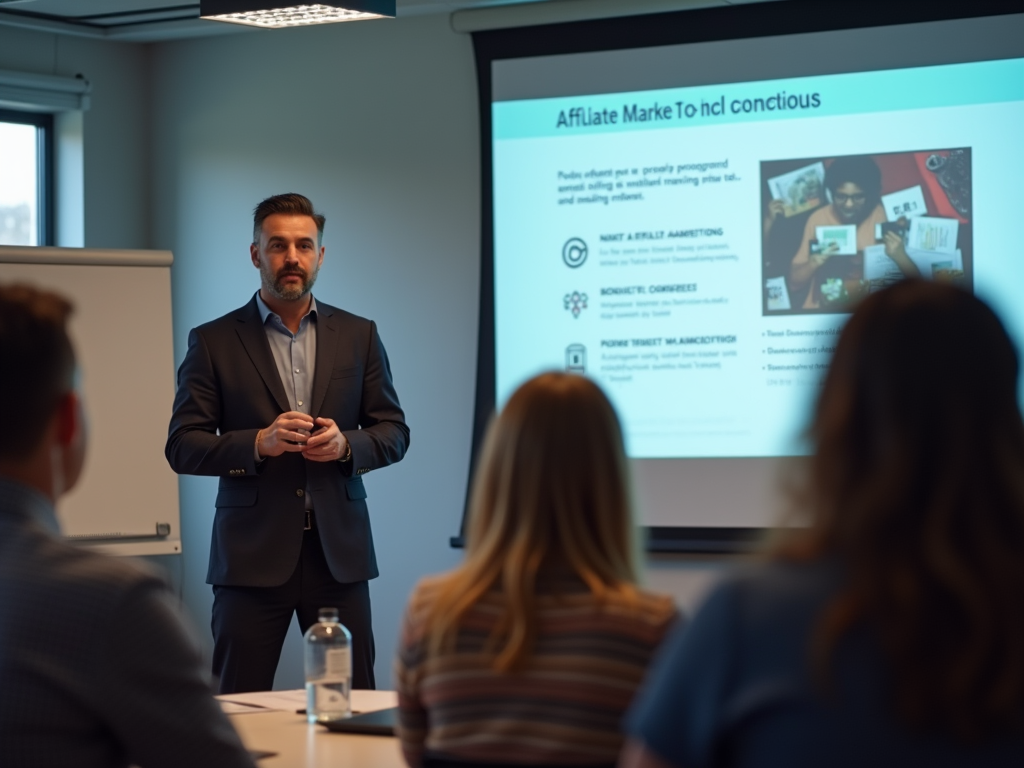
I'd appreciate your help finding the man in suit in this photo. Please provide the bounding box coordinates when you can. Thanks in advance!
[166,193,409,693]
[0,284,255,768]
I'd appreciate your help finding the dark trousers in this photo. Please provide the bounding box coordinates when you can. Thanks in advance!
[211,522,375,694]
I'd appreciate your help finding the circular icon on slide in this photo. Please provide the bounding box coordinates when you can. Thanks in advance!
[562,237,588,268]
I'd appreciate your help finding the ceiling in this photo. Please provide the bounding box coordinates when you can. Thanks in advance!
[0,0,550,26]
[0,0,756,40]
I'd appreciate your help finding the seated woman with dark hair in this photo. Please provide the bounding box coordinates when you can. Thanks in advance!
[395,373,678,768]
[622,280,1024,767]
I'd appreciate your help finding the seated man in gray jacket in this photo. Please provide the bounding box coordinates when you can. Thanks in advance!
[0,283,256,768]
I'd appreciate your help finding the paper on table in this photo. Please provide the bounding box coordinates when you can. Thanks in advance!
[352,689,399,713]
[907,216,958,255]
[864,245,963,284]
[863,244,901,282]
[907,247,963,277]
[217,689,308,713]
[219,700,269,715]
[882,185,927,221]
[765,276,791,311]
[218,688,399,716]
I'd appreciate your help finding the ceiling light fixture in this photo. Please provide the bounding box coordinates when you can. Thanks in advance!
[199,0,395,29]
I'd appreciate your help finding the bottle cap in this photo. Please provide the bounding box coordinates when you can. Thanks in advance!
[318,607,340,623]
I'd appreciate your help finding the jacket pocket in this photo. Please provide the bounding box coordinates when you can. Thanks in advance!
[332,364,362,380]
[215,487,258,508]
[345,479,367,500]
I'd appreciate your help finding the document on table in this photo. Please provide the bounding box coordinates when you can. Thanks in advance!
[907,216,959,254]
[352,689,399,712]
[217,689,307,714]
[863,243,963,283]
[217,688,398,715]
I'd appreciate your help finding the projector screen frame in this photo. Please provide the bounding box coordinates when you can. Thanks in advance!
[458,0,1023,553]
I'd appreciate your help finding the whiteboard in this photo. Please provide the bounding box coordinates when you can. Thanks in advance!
[0,247,181,556]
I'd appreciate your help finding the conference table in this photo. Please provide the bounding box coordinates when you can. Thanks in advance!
[221,689,405,767]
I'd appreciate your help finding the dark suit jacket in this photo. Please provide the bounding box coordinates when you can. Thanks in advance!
[0,477,254,768]
[165,295,409,587]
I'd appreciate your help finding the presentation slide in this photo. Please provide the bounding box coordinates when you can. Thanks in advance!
[488,14,1024,530]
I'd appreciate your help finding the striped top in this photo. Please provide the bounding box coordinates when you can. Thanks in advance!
[395,572,678,766]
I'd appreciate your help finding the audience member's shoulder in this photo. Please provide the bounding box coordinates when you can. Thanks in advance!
[702,556,842,626]
[36,534,165,603]
[0,531,170,645]
[403,573,451,623]
[720,556,840,592]
[408,572,447,600]
[630,586,679,627]
[594,586,678,642]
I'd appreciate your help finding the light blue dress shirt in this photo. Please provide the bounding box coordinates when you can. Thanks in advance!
[255,292,317,512]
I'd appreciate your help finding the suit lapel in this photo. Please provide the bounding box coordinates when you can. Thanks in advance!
[235,297,291,414]
[311,304,338,419]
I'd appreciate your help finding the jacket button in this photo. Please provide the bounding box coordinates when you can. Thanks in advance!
[296,489,304,497]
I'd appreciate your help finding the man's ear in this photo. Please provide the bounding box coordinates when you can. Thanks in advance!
[250,242,261,268]
[53,391,80,448]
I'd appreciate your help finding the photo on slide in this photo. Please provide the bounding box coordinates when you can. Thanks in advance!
[760,149,973,315]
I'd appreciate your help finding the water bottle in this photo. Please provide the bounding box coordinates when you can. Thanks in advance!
[304,607,352,723]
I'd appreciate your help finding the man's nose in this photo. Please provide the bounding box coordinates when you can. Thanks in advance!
[284,246,300,263]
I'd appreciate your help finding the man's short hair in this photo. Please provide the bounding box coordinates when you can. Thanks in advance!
[0,284,75,458]
[824,155,883,198]
[252,193,326,245]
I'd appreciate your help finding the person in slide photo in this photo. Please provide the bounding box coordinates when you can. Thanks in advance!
[0,284,255,768]
[395,372,679,768]
[620,280,1024,768]
[788,155,918,310]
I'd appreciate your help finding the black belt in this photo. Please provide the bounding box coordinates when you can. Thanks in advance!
[304,510,315,531]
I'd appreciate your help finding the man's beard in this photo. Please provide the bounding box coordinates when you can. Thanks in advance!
[262,263,319,301]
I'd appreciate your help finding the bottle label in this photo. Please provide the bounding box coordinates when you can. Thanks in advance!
[323,647,351,682]
[314,683,349,713]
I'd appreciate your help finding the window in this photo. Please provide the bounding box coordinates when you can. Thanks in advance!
[0,109,53,246]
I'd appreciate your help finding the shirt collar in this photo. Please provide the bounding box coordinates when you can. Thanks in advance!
[255,292,318,327]
[0,475,61,536]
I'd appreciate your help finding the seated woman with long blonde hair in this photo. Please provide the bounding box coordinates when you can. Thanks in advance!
[395,372,678,768]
